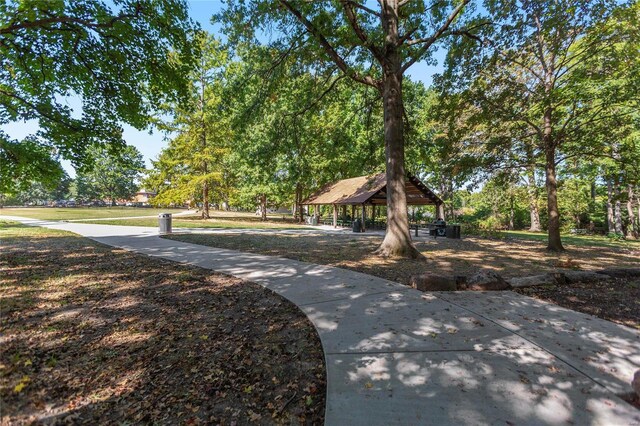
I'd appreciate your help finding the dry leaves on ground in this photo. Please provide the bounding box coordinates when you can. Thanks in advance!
[0,222,325,425]
[165,232,639,328]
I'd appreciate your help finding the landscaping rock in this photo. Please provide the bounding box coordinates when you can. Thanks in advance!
[564,270,613,284]
[597,268,640,279]
[466,271,511,291]
[509,273,566,288]
[410,274,457,292]
[455,275,467,288]
[633,370,640,398]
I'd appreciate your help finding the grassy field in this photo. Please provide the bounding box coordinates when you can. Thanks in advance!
[502,230,640,249]
[0,208,307,230]
[0,207,186,220]
[0,221,325,424]
[79,216,307,230]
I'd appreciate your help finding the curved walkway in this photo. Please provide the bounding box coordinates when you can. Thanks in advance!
[3,216,639,425]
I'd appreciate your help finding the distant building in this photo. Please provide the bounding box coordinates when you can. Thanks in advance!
[134,189,156,205]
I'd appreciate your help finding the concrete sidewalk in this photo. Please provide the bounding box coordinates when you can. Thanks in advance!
[3,216,639,425]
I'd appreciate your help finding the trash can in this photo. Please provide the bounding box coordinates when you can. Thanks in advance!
[445,225,461,239]
[158,213,172,234]
[445,226,454,238]
[310,216,318,226]
[352,218,362,232]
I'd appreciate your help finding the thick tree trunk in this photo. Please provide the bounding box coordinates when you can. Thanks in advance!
[260,194,267,221]
[544,146,564,251]
[527,166,541,232]
[372,1,421,258]
[374,71,420,258]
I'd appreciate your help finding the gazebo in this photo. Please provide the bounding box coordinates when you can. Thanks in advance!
[301,173,444,230]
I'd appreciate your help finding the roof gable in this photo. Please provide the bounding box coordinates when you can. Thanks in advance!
[302,173,443,206]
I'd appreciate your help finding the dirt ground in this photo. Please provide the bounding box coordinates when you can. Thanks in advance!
[0,222,325,425]
[165,232,640,329]
[514,278,640,329]
[165,231,640,281]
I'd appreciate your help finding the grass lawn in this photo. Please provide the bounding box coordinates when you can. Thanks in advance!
[502,230,640,249]
[0,207,186,221]
[79,216,307,230]
[0,208,307,230]
[0,221,325,424]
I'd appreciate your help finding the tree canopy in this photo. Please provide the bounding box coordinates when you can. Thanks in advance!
[0,0,196,193]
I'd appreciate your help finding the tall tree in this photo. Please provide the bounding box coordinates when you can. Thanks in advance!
[217,0,482,257]
[444,0,628,250]
[76,145,144,206]
[0,0,196,191]
[149,33,231,218]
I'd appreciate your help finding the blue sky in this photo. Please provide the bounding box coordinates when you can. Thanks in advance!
[3,0,445,177]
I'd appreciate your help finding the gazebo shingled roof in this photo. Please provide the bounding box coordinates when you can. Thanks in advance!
[302,173,443,206]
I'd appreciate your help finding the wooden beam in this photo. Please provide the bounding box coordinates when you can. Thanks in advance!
[333,204,338,228]
[361,203,366,232]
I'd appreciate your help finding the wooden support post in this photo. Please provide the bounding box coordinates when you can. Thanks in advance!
[333,204,338,228]
[372,205,377,229]
[361,203,366,232]
[351,205,355,221]
[437,203,445,220]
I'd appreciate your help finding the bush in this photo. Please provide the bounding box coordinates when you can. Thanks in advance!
[461,222,504,239]
[606,232,625,241]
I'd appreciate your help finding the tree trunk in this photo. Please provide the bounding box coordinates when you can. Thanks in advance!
[637,187,640,237]
[614,184,623,235]
[527,166,541,231]
[637,187,640,238]
[199,58,209,220]
[627,185,635,239]
[260,194,267,221]
[508,195,515,230]
[375,70,420,258]
[606,180,615,232]
[544,146,564,251]
[295,183,303,223]
[202,180,210,219]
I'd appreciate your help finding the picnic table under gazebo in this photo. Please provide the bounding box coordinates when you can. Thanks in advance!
[301,173,445,232]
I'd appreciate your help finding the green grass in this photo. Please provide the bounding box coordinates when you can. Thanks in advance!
[0,207,185,221]
[78,216,306,230]
[502,230,640,249]
[0,219,71,237]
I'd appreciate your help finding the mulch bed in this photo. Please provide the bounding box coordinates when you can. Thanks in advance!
[0,223,325,424]
[514,277,640,329]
